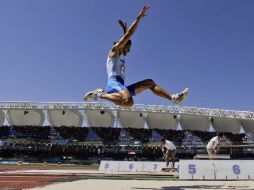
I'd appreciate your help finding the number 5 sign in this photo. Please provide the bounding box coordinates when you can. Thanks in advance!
[179,160,254,180]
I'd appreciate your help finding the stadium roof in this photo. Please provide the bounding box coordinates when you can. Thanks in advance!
[146,112,178,129]
[240,119,254,133]
[0,102,253,133]
[47,110,83,127]
[211,117,241,134]
[180,114,210,131]
[85,109,114,127]
[0,110,5,126]
[118,110,145,128]
[7,109,44,126]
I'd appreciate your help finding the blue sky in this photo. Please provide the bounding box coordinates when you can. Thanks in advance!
[0,0,253,111]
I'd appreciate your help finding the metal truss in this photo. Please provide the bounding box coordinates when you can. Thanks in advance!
[0,101,253,120]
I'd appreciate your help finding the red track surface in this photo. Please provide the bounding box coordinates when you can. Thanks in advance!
[0,175,68,189]
[0,165,87,189]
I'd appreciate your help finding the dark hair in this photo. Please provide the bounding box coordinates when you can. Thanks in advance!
[113,19,132,46]
[126,40,132,46]
[217,133,223,137]
[119,20,127,34]
[160,137,166,142]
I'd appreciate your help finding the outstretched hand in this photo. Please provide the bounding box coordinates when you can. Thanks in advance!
[137,4,150,20]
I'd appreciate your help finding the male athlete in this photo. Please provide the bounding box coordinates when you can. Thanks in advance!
[206,133,223,160]
[160,137,177,169]
[84,5,189,107]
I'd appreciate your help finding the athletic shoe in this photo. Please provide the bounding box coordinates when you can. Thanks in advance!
[172,88,189,106]
[84,88,104,101]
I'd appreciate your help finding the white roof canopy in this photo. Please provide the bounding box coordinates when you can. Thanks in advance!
[211,117,241,134]
[146,112,178,129]
[0,110,5,126]
[85,110,114,127]
[180,114,210,131]
[118,111,145,128]
[7,109,44,126]
[0,102,253,133]
[240,119,254,133]
[47,110,83,127]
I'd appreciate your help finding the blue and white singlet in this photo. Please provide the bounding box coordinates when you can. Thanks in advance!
[106,54,126,80]
[106,55,136,96]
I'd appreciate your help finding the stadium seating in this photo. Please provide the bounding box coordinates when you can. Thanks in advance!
[0,125,251,162]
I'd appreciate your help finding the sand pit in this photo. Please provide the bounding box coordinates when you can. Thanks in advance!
[28,179,254,190]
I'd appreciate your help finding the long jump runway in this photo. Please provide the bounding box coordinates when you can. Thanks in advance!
[1,166,254,190]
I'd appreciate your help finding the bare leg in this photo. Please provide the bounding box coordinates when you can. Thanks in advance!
[172,157,175,168]
[85,79,187,106]
[129,79,173,100]
[100,90,134,107]
[165,150,171,167]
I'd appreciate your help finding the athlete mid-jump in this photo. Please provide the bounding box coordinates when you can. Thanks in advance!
[84,5,189,107]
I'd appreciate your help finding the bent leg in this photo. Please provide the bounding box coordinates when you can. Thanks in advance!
[128,79,173,101]
[100,90,134,107]
[207,149,214,160]
[165,150,171,167]
[171,150,176,168]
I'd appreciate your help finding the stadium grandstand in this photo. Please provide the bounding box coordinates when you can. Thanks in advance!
[0,101,254,164]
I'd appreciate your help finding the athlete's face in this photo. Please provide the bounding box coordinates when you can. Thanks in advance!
[123,43,131,56]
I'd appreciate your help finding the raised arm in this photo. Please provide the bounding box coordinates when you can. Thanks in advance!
[112,5,149,51]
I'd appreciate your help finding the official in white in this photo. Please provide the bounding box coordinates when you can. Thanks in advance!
[206,133,223,160]
[160,137,176,169]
